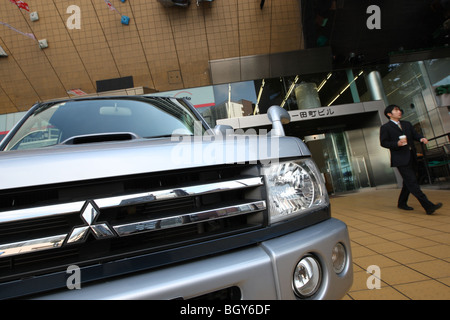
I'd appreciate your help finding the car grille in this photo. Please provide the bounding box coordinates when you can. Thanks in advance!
[0,164,266,285]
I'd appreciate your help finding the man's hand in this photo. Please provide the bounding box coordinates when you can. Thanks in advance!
[420,138,429,144]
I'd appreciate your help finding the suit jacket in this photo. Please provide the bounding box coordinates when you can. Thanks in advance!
[380,120,424,167]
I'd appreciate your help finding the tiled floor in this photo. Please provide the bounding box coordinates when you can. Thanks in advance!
[330,187,450,300]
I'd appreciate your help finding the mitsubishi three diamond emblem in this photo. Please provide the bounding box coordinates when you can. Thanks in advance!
[66,201,116,244]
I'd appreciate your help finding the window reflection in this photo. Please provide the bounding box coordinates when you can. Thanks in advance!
[197,59,448,140]
[197,69,370,127]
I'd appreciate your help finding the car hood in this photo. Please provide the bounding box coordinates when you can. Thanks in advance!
[0,135,310,190]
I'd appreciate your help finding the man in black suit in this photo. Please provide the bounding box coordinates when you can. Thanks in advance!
[380,104,442,215]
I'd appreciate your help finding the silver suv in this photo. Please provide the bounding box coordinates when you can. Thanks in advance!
[0,96,352,300]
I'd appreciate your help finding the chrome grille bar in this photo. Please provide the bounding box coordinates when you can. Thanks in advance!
[0,202,85,224]
[95,177,264,209]
[0,234,67,258]
[114,200,267,236]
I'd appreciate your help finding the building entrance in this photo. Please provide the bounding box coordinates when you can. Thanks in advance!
[217,100,397,193]
[305,130,371,195]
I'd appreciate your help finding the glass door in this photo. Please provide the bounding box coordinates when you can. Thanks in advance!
[325,131,359,193]
[307,130,362,194]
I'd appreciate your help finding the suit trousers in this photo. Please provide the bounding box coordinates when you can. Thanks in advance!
[396,158,434,210]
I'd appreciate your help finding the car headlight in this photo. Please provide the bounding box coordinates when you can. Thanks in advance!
[263,159,328,224]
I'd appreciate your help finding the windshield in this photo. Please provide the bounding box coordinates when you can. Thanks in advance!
[3,97,204,151]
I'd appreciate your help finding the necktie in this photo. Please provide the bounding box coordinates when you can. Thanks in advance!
[397,122,402,130]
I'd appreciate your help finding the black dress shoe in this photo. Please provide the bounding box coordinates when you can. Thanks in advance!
[426,203,442,215]
[398,205,414,211]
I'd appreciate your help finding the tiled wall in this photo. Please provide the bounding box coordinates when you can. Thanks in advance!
[0,0,303,114]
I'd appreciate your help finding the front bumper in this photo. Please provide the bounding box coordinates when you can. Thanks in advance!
[35,218,352,300]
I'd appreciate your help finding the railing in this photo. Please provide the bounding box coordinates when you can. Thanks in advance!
[420,132,450,184]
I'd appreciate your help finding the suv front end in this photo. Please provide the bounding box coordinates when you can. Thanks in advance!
[0,97,352,299]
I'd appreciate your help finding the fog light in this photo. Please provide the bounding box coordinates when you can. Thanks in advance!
[332,243,346,274]
[293,255,322,298]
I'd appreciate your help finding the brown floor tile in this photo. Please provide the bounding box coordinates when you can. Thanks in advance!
[352,263,366,272]
[379,231,416,241]
[379,265,430,285]
[404,227,444,237]
[429,224,450,233]
[364,241,409,254]
[393,280,450,300]
[416,244,450,259]
[330,188,450,300]
[351,244,378,258]
[348,287,409,300]
[348,270,372,292]
[347,229,372,239]
[351,235,387,246]
[439,277,450,286]
[409,259,450,279]
[353,254,399,270]
[384,249,436,264]
[427,232,450,244]
[395,237,441,249]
